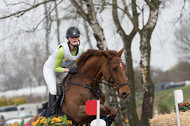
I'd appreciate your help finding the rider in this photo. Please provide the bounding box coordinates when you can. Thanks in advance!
[43,26,84,116]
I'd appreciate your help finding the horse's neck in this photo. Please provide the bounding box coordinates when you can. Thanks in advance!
[81,56,105,80]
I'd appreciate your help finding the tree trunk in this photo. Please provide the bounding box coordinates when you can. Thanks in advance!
[112,0,139,125]
[70,0,107,50]
[54,0,61,45]
[83,20,93,49]
[109,89,126,126]
[124,43,140,126]
[79,0,93,49]
[139,32,154,126]
[44,2,51,58]
[139,1,160,125]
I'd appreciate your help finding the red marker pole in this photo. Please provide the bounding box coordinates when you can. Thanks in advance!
[86,100,106,126]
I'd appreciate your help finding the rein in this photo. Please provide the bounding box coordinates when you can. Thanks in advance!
[64,58,128,99]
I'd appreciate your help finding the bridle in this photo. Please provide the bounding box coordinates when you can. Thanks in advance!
[64,57,128,98]
[107,59,129,90]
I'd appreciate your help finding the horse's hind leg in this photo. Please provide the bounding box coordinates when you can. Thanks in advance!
[26,114,40,124]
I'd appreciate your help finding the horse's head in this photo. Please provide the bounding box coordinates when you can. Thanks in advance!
[101,48,130,98]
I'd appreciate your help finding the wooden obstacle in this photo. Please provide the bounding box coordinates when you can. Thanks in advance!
[150,110,190,126]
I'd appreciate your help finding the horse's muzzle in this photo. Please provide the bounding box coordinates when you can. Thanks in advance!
[120,92,129,98]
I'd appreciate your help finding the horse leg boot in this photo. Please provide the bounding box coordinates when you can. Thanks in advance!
[49,93,57,116]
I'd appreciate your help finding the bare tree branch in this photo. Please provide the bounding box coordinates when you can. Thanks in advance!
[24,0,64,33]
[121,0,140,32]
[0,0,56,20]
[144,0,154,9]
[3,0,33,6]
[69,0,88,20]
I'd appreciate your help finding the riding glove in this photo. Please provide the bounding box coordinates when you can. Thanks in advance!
[69,67,77,74]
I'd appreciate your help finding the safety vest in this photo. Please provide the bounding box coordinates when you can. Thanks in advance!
[45,43,83,69]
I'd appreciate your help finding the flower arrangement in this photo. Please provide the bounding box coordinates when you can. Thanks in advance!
[8,115,72,126]
[173,102,190,112]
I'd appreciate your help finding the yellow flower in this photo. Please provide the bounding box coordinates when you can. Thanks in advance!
[31,121,37,126]
[31,116,47,125]
[125,119,129,123]
[8,124,12,126]
[13,122,18,126]
[51,120,55,124]
[39,119,45,124]
[51,117,61,123]
[67,120,72,125]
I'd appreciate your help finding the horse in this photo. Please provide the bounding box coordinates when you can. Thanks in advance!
[27,48,130,125]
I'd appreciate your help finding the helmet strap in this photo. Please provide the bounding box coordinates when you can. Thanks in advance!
[68,40,80,48]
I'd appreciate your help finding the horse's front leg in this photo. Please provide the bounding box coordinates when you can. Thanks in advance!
[104,106,118,119]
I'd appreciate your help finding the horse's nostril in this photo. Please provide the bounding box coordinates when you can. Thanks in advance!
[121,92,128,98]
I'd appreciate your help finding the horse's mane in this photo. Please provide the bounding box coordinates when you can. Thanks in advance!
[77,49,117,70]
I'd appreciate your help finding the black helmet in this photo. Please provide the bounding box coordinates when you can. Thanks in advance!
[66,26,80,38]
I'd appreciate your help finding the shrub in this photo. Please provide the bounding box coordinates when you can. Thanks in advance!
[0,97,27,107]
[8,115,72,126]
[157,102,171,114]
[173,102,190,112]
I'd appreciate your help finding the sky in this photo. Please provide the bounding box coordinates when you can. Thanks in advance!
[0,0,188,72]
[131,0,187,71]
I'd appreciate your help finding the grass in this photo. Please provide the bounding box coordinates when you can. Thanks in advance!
[154,85,190,113]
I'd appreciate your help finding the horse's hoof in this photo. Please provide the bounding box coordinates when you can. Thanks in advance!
[110,108,117,118]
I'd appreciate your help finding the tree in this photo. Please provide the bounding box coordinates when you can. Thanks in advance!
[152,62,190,83]
[112,0,160,125]
[138,1,160,125]
[112,0,139,125]
[174,21,190,62]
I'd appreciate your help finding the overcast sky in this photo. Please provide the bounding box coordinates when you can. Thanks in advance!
[131,0,188,71]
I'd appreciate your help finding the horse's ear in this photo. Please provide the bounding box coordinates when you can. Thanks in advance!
[117,47,124,57]
[102,51,112,59]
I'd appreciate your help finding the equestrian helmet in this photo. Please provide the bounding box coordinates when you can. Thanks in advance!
[66,26,80,38]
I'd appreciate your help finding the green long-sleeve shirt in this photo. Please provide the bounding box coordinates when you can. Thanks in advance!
[53,46,84,72]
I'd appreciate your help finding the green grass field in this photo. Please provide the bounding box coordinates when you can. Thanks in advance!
[154,84,190,113]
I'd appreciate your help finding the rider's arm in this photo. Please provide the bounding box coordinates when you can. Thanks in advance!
[53,47,67,73]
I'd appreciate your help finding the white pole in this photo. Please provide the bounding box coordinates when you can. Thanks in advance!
[174,90,182,126]
[96,100,100,126]
[175,96,180,126]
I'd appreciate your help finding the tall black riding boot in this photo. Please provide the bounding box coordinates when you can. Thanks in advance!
[49,93,57,116]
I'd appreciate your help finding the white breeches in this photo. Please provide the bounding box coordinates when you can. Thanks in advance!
[43,64,67,95]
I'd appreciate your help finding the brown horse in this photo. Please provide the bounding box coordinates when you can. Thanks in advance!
[28,48,130,125]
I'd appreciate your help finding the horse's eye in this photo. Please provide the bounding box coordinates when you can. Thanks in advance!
[112,67,118,71]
